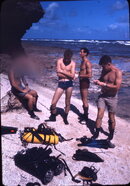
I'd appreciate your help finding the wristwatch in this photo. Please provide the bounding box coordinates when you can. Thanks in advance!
[103,83,107,87]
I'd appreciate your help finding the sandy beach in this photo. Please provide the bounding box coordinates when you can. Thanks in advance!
[1,42,130,186]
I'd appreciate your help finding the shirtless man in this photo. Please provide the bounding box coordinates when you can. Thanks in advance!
[50,49,75,124]
[8,56,41,120]
[92,55,122,147]
[79,48,92,123]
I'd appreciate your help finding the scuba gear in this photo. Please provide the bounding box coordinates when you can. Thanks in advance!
[63,113,69,125]
[30,114,40,120]
[91,127,100,139]
[14,147,63,185]
[33,108,42,112]
[22,129,59,145]
[21,123,73,146]
[28,110,40,120]
[74,166,99,185]
[108,129,114,141]
[49,104,57,121]
[14,146,80,185]
[1,126,18,135]
[49,114,56,122]
[78,114,86,124]
[76,136,113,149]
[79,106,89,124]
[83,106,89,120]
[50,104,57,115]
[106,140,115,148]
[33,95,42,112]
[108,120,115,140]
[72,149,104,162]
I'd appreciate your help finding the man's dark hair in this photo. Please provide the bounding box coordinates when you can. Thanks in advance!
[99,55,112,65]
[64,49,73,58]
[63,49,73,65]
[80,47,89,56]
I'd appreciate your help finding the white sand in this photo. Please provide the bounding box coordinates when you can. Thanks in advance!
[1,74,130,186]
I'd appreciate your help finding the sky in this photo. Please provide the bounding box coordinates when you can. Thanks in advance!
[23,0,129,40]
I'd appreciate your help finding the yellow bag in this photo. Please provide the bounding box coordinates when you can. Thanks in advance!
[22,129,59,145]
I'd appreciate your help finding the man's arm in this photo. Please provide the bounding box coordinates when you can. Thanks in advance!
[60,62,76,79]
[106,70,122,90]
[79,61,92,78]
[8,69,28,92]
[56,59,66,78]
[98,70,104,82]
[94,70,122,90]
[22,76,28,87]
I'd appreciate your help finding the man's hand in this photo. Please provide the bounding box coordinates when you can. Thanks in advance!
[23,87,30,93]
[94,80,100,84]
[94,80,107,87]
[74,72,79,79]
[57,69,64,73]
[26,86,30,91]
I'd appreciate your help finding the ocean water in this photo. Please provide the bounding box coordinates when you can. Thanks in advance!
[23,39,130,121]
[23,39,130,57]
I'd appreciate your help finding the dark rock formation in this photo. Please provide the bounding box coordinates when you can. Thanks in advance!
[1,90,23,113]
[0,0,44,56]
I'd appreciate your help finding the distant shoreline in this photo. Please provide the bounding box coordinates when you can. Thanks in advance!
[22,38,130,45]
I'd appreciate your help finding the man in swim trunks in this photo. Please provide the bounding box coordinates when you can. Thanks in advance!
[8,55,41,120]
[50,49,76,124]
[92,55,122,147]
[79,48,92,123]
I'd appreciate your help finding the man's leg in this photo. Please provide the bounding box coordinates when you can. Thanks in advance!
[24,94,39,120]
[64,87,73,124]
[28,90,41,112]
[105,97,117,148]
[108,112,116,140]
[91,108,105,139]
[50,87,64,121]
[80,87,89,122]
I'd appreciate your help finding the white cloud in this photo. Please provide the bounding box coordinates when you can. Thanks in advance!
[108,24,118,30]
[107,22,128,33]
[46,2,59,12]
[45,2,59,20]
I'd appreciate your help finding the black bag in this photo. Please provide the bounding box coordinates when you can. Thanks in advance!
[79,166,98,182]
[14,147,64,185]
[72,149,104,162]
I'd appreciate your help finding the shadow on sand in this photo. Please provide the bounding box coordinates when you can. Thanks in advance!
[70,104,109,138]
[45,107,65,123]
[26,182,41,186]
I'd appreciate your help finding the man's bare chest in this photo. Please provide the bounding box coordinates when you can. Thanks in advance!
[60,63,72,71]
[80,61,86,71]
[103,71,116,84]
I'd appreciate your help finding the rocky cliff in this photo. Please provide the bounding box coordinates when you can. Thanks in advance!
[0,0,44,56]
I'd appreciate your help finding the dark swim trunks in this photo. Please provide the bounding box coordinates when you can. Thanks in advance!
[79,78,90,89]
[12,85,31,97]
[58,80,73,90]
